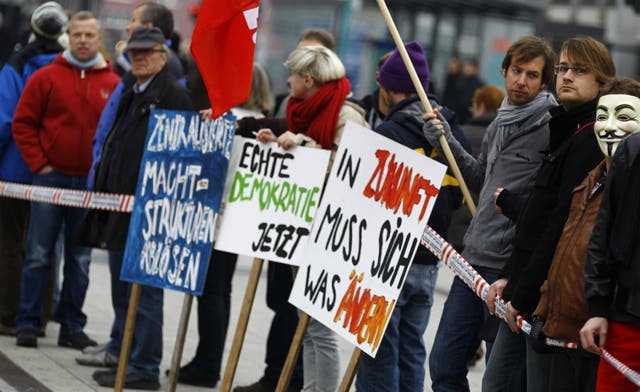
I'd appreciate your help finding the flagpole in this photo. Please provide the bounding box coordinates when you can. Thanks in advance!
[376,0,476,215]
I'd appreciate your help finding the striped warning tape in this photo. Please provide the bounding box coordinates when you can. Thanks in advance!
[421,225,640,387]
[0,181,135,212]
[1,180,636,386]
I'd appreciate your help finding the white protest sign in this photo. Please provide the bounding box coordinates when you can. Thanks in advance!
[215,137,330,265]
[289,121,446,356]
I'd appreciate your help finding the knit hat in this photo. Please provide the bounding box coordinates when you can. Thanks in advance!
[31,2,68,40]
[378,41,429,93]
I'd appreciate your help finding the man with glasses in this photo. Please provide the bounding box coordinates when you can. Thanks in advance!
[423,36,557,391]
[78,26,193,390]
[484,36,615,390]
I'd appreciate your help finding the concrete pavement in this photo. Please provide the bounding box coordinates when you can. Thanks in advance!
[0,250,484,391]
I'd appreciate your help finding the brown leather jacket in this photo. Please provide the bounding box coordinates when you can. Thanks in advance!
[533,160,607,341]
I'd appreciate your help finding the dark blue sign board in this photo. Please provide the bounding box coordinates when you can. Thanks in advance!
[121,109,235,295]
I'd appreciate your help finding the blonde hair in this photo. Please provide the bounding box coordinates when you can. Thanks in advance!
[283,45,345,85]
[241,63,274,113]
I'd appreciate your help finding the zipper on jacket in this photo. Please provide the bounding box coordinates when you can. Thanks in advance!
[81,69,85,79]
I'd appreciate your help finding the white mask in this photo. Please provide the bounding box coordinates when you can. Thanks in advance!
[594,94,640,157]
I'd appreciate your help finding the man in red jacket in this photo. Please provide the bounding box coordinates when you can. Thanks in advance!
[12,10,119,349]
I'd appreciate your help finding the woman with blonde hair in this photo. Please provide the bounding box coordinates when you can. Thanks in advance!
[174,63,275,388]
[257,45,368,392]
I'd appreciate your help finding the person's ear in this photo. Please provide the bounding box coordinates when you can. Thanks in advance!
[303,73,314,88]
[501,68,506,78]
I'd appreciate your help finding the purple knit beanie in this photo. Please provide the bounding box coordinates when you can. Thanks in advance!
[379,41,430,93]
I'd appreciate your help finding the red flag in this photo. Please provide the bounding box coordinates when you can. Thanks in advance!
[190,0,259,118]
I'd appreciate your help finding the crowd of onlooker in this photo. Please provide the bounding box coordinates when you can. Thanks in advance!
[0,2,639,392]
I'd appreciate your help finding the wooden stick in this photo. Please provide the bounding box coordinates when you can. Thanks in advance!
[338,348,363,392]
[376,0,477,215]
[220,258,264,392]
[275,312,309,392]
[114,283,142,392]
[166,294,194,392]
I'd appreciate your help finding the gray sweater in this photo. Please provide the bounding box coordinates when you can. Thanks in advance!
[446,92,557,272]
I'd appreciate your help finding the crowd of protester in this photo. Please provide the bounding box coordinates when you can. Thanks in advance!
[0,1,639,392]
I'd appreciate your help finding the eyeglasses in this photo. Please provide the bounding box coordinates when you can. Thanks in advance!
[128,48,165,56]
[554,64,589,76]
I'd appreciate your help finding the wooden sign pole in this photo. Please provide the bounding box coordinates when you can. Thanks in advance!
[338,348,363,392]
[114,283,142,392]
[220,258,264,392]
[332,2,479,391]
[166,294,194,392]
[275,312,309,392]
[376,0,477,215]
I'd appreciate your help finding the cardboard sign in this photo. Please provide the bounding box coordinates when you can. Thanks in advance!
[289,121,446,356]
[215,137,330,265]
[121,109,235,295]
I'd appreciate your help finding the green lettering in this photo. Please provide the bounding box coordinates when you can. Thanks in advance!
[304,187,321,223]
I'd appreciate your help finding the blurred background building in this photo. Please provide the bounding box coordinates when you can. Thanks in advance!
[1,0,639,99]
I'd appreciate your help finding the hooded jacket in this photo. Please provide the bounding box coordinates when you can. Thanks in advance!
[13,53,119,176]
[0,38,62,182]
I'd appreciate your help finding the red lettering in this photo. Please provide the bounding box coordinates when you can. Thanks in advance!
[363,149,440,221]
[333,269,396,352]
[363,150,390,199]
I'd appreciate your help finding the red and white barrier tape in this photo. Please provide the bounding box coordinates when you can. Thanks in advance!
[0,181,135,212]
[1,181,637,386]
[421,225,640,387]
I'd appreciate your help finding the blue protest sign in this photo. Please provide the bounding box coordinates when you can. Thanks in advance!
[120,109,235,295]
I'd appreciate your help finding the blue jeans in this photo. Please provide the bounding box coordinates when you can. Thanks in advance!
[429,271,497,392]
[356,263,439,392]
[105,250,163,380]
[302,317,340,392]
[482,321,526,391]
[16,172,91,335]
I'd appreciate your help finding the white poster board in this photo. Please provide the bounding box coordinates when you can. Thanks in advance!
[289,121,447,356]
[215,137,330,265]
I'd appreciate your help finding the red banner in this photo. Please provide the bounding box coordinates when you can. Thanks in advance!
[190,0,259,118]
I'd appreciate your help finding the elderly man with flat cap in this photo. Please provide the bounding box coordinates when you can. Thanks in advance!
[78,26,193,390]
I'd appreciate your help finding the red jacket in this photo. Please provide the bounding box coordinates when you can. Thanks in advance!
[13,54,119,176]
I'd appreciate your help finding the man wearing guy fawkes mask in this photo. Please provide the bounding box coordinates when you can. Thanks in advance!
[593,93,640,158]
[528,78,640,391]
[581,81,640,392]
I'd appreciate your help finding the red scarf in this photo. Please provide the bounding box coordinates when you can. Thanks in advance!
[286,76,351,150]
